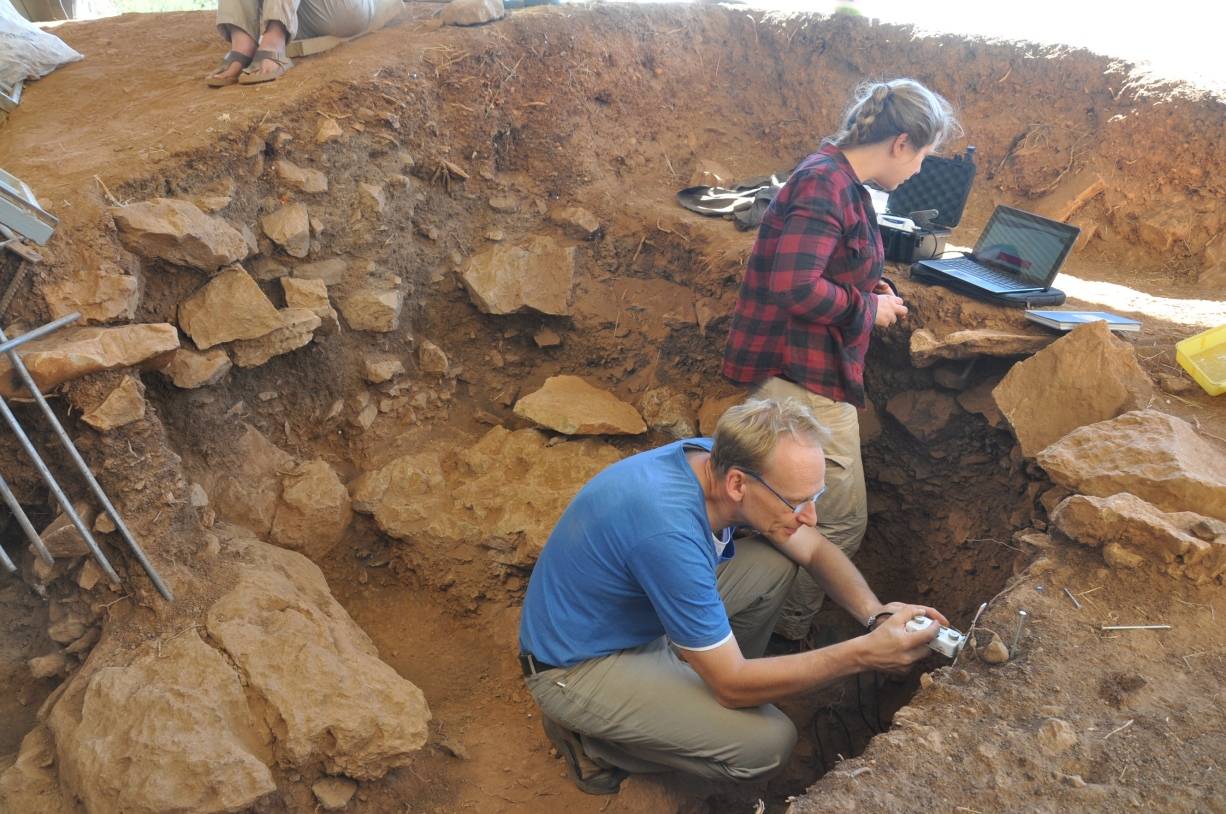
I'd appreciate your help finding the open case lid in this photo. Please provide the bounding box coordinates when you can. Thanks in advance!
[886,147,976,229]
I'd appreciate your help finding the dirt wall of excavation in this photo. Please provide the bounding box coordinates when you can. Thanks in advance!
[0,4,1223,813]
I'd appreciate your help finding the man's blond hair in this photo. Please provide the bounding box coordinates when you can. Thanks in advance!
[710,398,830,476]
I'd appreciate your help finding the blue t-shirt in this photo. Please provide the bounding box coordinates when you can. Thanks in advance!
[519,438,735,668]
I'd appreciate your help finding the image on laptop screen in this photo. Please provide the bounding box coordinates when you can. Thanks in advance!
[973,207,1079,285]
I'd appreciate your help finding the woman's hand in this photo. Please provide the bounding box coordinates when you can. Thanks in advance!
[874,292,908,327]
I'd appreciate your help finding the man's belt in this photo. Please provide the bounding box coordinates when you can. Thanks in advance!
[519,652,562,676]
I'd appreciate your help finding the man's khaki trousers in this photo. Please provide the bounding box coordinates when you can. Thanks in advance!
[217,0,375,42]
[524,538,799,781]
[752,376,869,641]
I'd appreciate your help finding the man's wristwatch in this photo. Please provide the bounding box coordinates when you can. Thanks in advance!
[865,610,893,632]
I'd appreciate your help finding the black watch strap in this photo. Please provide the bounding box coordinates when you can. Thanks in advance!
[866,611,893,631]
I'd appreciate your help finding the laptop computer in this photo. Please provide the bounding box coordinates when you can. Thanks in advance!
[912,205,1081,295]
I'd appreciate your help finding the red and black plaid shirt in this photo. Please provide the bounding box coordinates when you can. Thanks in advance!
[722,143,884,407]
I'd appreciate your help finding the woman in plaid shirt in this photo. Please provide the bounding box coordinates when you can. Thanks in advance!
[722,79,960,644]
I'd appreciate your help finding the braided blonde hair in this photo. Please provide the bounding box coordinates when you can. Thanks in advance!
[833,78,960,152]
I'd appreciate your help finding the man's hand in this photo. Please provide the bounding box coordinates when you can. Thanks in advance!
[856,604,946,673]
[873,292,908,327]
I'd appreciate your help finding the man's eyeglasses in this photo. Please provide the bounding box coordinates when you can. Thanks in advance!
[738,469,826,516]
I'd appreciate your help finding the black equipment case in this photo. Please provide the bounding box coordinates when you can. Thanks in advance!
[878,147,977,264]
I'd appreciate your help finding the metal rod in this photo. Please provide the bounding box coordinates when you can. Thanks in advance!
[0,392,121,585]
[1101,624,1171,631]
[0,468,54,567]
[0,324,173,601]
[1011,610,1028,652]
[0,312,82,355]
[1063,587,1082,609]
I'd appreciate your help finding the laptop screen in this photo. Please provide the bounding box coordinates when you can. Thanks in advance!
[972,206,1081,285]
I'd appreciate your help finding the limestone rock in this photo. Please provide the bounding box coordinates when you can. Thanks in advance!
[0,323,179,398]
[442,0,504,26]
[638,387,696,439]
[1036,410,1226,522]
[1037,718,1079,755]
[230,308,322,368]
[294,257,349,286]
[978,632,1010,664]
[418,340,448,375]
[339,288,403,333]
[178,266,284,350]
[28,651,67,679]
[0,726,79,813]
[1051,493,1226,583]
[697,393,745,436]
[82,375,146,431]
[261,203,311,258]
[200,423,295,536]
[514,376,646,436]
[110,198,249,272]
[362,356,405,384]
[353,427,620,565]
[43,263,140,325]
[910,328,1054,368]
[157,345,232,389]
[993,321,1154,458]
[282,277,340,334]
[274,160,328,194]
[270,460,354,561]
[1032,171,1105,222]
[313,777,358,810]
[688,158,733,187]
[461,237,576,316]
[358,183,387,215]
[547,205,601,239]
[957,377,1005,428]
[885,389,960,441]
[316,117,344,143]
[206,537,431,778]
[534,326,561,347]
[44,629,276,813]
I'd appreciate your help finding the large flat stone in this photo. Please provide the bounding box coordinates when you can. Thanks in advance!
[43,263,140,325]
[993,321,1154,457]
[199,423,296,536]
[350,427,621,566]
[229,308,322,368]
[261,203,311,258]
[1036,409,1226,522]
[178,265,284,350]
[206,537,430,779]
[82,375,146,431]
[110,198,249,272]
[0,323,179,398]
[274,160,329,194]
[156,346,232,389]
[270,460,353,561]
[282,277,339,334]
[338,288,403,333]
[461,236,576,316]
[44,629,275,814]
[885,389,961,441]
[514,375,646,436]
[910,328,1054,368]
[1051,493,1226,584]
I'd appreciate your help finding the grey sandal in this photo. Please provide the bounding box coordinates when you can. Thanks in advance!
[206,50,254,87]
[238,49,293,85]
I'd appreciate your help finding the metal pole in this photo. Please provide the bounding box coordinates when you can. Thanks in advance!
[0,324,173,601]
[0,312,82,355]
[0,468,54,568]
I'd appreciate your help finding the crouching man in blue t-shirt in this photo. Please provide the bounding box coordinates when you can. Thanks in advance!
[518,397,948,794]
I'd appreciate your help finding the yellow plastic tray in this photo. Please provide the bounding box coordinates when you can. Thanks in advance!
[1176,323,1226,396]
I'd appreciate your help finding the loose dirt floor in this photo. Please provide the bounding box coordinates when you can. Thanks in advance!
[1,3,1225,813]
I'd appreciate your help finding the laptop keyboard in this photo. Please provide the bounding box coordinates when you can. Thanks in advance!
[940,257,1025,287]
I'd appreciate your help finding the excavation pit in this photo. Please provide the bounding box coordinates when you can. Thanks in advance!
[1,4,1225,813]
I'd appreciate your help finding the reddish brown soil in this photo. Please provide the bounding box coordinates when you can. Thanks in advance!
[1,4,1224,813]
